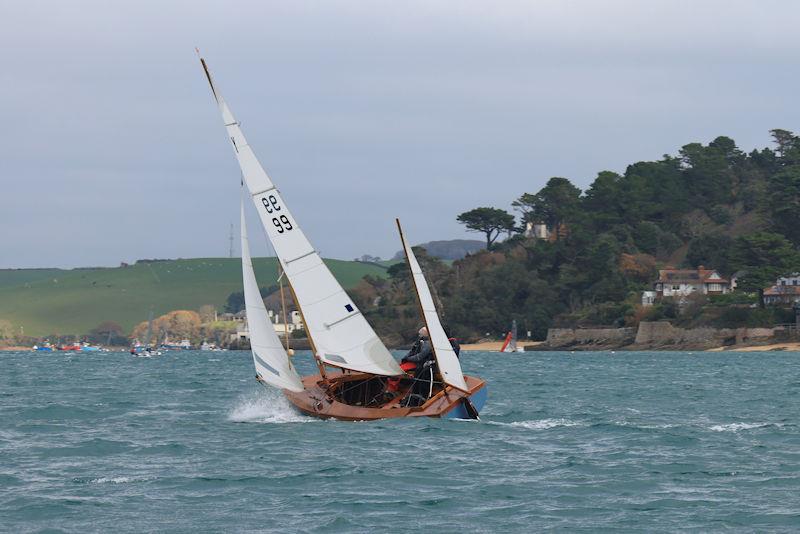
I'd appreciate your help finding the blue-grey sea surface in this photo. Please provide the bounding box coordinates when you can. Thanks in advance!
[1,349,800,532]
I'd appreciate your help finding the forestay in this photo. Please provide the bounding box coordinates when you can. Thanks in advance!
[201,56,402,377]
[396,219,469,392]
[241,203,304,392]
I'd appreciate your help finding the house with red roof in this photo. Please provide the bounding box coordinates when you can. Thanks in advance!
[653,266,731,298]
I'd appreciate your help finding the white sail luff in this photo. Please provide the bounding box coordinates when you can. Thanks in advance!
[201,57,402,377]
[509,320,518,352]
[241,203,304,392]
[397,220,469,392]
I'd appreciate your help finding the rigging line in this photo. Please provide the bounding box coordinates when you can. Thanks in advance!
[334,370,444,405]
[336,374,383,397]
[279,265,290,352]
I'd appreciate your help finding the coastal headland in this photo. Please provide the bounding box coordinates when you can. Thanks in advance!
[0,258,391,338]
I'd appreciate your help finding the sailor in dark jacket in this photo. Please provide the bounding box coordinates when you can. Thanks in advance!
[401,326,434,366]
[401,326,461,366]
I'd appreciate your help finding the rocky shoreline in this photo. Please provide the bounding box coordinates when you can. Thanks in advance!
[527,321,797,352]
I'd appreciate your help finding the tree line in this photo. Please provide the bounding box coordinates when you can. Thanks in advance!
[351,129,800,344]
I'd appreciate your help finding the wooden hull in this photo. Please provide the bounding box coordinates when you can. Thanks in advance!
[282,371,488,421]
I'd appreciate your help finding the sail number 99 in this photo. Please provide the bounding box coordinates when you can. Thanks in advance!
[273,215,292,233]
[261,196,293,234]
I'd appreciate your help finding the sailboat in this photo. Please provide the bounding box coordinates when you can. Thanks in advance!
[201,54,487,420]
[499,319,524,353]
[131,310,162,357]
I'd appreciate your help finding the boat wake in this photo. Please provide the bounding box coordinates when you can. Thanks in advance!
[228,389,318,424]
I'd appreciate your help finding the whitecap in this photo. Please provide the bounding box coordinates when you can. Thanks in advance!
[612,420,676,430]
[510,418,582,430]
[89,475,153,484]
[228,389,318,424]
[486,418,582,430]
[709,422,778,432]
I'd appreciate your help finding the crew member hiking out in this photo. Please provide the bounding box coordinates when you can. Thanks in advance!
[385,326,462,407]
[401,326,434,367]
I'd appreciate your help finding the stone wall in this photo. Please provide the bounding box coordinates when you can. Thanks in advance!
[545,327,637,348]
[540,322,776,350]
[634,321,775,348]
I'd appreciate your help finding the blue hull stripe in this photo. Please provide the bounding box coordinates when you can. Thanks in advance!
[443,385,488,419]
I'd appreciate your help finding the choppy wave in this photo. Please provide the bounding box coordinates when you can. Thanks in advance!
[709,422,782,432]
[4,349,800,531]
[510,418,583,429]
[227,389,317,424]
[486,418,583,430]
[75,475,155,485]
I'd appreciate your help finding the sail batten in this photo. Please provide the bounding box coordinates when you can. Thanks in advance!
[202,56,402,377]
[397,219,469,392]
[241,202,304,392]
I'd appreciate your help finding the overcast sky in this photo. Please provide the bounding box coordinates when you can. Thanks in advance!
[2,1,799,268]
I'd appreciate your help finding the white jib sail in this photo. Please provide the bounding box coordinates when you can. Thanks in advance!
[201,56,401,377]
[396,219,469,392]
[241,202,304,392]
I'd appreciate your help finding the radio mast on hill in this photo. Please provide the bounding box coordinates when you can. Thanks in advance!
[228,223,234,258]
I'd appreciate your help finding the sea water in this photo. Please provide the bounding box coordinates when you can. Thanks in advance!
[1,350,800,532]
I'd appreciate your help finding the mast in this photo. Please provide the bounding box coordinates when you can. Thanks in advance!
[144,309,154,347]
[278,266,290,351]
[396,219,435,359]
[286,278,327,380]
[510,319,518,352]
[229,223,234,258]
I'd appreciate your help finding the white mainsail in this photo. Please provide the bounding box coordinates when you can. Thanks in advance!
[396,219,469,392]
[241,202,304,392]
[201,56,402,377]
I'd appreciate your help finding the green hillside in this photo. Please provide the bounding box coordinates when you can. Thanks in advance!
[0,258,389,337]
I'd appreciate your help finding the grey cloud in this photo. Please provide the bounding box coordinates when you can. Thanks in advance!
[2,0,799,267]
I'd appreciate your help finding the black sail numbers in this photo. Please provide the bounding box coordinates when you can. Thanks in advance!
[261,194,294,234]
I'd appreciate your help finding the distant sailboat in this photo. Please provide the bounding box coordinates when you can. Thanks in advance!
[500,320,524,353]
[131,310,161,357]
[200,54,487,420]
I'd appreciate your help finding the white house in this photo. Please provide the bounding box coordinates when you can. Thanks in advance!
[777,273,800,287]
[764,273,800,306]
[524,221,551,240]
[267,310,304,335]
[641,291,657,307]
[524,221,567,241]
[230,310,305,343]
[654,267,731,297]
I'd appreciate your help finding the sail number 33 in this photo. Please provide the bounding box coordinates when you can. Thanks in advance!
[261,195,294,234]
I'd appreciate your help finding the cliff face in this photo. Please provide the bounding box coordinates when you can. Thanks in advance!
[534,322,776,351]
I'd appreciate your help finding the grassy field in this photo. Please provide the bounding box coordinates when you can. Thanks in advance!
[0,258,390,337]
